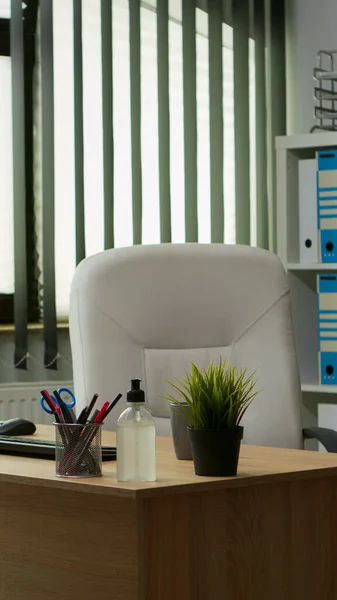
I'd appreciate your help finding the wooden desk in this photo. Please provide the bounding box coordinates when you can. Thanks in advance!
[1,426,337,599]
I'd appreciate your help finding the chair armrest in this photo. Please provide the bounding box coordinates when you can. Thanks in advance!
[303,427,337,453]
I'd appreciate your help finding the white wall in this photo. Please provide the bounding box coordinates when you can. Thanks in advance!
[286,0,337,134]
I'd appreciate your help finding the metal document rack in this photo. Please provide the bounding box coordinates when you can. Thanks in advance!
[312,50,337,132]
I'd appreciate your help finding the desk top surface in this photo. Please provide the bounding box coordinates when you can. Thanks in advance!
[1,425,337,498]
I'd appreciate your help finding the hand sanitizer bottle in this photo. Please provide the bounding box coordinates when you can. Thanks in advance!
[116,379,156,482]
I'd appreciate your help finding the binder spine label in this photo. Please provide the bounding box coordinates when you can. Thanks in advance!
[318,273,337,384]
[317,150,337,262]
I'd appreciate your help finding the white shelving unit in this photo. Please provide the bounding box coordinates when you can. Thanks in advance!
[276,132,337,400]
[287,263,337,271]
[301,383,337,394]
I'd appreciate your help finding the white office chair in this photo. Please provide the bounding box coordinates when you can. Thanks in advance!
[69,243,337,450]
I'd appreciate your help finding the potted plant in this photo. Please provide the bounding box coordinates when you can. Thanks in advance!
[165,358,259,476]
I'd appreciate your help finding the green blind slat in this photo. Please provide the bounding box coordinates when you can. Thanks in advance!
[269,0,286,251]
[254,0,268,249]
[101,0,114,249]
[129,0,142,245]
[233,0,250,245]
[11,0,27,368]
[40,0,58,368]
[157,0,171,243]
[0,26,9,56]
[208,0,224,243]
[73,0,86,264]
[182,0,198,242]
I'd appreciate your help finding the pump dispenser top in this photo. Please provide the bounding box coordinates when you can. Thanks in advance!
[127,379,145,403]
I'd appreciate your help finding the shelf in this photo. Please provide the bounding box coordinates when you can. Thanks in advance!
[302,384,337,394]
[287,263,337,271]
[276,132,337,151]
[277,135,337,411]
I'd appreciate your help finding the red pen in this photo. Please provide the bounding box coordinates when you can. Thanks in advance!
[94,401,110,423]
[41,389,64,423]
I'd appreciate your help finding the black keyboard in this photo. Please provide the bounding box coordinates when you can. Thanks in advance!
[0,436,116,461]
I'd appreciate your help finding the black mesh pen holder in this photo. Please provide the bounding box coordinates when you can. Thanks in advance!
[55,422,103,478]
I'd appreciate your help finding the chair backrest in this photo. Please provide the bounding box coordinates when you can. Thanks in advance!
[69,243,302,448]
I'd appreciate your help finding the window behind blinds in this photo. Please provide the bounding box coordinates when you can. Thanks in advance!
[33,0,256,320]
[0,56,14,294]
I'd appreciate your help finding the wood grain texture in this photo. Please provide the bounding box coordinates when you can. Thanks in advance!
[1,427,337,599]
[141,477,337,600]
[141,494,191,600]
[0,482,139,600]
[2,426,337,499]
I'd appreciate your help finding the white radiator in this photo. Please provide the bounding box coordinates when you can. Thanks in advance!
[0,381,73,424]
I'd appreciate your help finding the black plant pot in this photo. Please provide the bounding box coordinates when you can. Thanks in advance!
[187,426,244,476]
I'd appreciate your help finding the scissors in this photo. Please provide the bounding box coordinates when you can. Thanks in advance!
[40,387,76,416]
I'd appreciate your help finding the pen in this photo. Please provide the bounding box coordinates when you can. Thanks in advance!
[76,394,99,424]
[101,393,123,420]
[53,389,74,424]
[77,406,88,425]
[40,390,57,416]
[94,401,110,424]
[41,389,65,423]
[85,393,99,421]
[88,409,99,423]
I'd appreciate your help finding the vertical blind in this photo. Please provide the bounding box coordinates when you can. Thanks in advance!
[9,0,286,368]
[11,0,27,367]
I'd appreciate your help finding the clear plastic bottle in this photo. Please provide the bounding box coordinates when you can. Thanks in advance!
[116,379,156,482]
